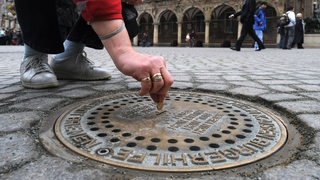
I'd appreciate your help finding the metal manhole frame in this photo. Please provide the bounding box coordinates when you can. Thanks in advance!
[54,91,288,172]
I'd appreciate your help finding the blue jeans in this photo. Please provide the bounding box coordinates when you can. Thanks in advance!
[285,26,295,49]
[254,30,263,49]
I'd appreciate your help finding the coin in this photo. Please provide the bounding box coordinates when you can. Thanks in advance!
[156,102,164,111]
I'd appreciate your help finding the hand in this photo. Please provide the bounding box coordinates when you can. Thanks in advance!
[122,0,143,5]
[229,14,234,19]
[116,51,174,104]
[91,20,174,104]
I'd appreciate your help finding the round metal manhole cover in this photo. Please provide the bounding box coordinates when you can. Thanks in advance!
[54,91,287,172]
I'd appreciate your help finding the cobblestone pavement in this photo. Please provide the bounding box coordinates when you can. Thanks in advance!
[0,46,320,180]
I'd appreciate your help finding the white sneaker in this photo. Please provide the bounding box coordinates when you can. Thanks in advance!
[50,51,111,80]
[20,55,58,89]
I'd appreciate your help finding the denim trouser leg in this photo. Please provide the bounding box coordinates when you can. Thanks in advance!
[286,26,295,49]
[254,30,263,49]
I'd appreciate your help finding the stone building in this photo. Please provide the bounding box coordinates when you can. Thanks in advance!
[134,0,317,47]
[0,0,318,47]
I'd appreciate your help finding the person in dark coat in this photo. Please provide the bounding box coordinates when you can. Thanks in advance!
[292,13,304,49]
[229,0,266,51]
[277,14,289,49]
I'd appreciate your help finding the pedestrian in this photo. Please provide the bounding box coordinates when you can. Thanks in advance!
[14,0,173,105]
[253,1,267,51]
[277,14,290,49]
[141,32,149,47]
[229,0,266,51]
[283,6,296,50]
[190,30,196,47]
[185,33,190,47]
[292,13,304,49]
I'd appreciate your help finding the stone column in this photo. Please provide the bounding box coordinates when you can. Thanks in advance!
[237,21,242,38]
[177,22,182,46]
[153,23,159,46]
[133,36,138,46]
[205,20,210,47]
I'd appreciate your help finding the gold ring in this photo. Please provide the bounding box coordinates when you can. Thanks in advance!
[152,73,163,82]
[141,77,151,82]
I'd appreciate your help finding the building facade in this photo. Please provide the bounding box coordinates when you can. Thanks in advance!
[0,0,318,46]
[134,0,317,47]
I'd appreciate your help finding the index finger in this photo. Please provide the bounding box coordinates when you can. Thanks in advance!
[150,67,174,103]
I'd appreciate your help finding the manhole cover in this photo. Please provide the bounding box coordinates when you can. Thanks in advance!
[54,91,287,172]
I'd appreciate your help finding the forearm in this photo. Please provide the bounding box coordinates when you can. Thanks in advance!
[90,19,135,75]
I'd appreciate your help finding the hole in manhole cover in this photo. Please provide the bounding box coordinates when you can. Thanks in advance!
[47,91,290,172]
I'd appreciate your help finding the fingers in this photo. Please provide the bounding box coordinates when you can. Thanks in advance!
[138,68,173,103]
[150,67,174,103]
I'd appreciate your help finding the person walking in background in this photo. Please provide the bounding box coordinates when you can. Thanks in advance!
[253,1,267,51]
[283,6,296,50]
[292,13,305,49]
[190,30,196,47]
[14,0,173,105]
[185,33,190,47]
[141,32,149,47]
[229,0,265,51]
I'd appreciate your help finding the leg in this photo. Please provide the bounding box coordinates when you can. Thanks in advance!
[248,26,265,50]
[286,27,295,49]
[15,0,60,88]
[232,24,249,51]
[254,30,263,49]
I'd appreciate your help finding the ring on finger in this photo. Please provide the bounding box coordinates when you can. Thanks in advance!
[141,76,151,82]
[152,73,163,82]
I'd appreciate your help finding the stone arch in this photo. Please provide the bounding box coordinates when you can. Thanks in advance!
[182,7,205,46]
[138,12,154,46]
[158,10,178,44]
[210,4,237,46]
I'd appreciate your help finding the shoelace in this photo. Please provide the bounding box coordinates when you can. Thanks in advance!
[76,51,96,69]
[25,55,51,73]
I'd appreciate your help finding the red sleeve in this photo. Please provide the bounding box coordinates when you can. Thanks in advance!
[74,0,123,22]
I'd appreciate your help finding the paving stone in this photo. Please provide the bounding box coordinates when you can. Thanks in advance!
[0,112,42,132]
[268,85,297,92]
[197,84,230,91]
[257,80,301,85]
[259,93,303,102]
[0,85,24,93]
[9,98,65,111]
[57,89,97,98]
[294,85,320,91]
[260,160,320,180]
[0,94,14,100]
[0,133,39,173]
[91,84,126,91]
[223,76,247,81]
[229,87,269,97]
[172,82,194,89]
[298,79,320,84]
[8,92,53,102]
[2,156,109,180]
[298,114,320,130]
[229,81,265,88]
[300,92,320,100]
[247,75,273,80]
[276,100,320,113]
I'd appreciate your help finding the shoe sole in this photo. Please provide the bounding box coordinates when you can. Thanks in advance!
[54,72,112,81]
[21,81,59,89]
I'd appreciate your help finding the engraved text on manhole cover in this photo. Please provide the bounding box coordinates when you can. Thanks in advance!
[54,92,287,172]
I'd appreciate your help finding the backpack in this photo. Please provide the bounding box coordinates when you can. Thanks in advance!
[280,13,290,26]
